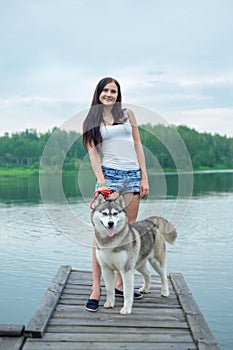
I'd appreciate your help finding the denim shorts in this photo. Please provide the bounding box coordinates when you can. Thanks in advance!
[99,166,141,194]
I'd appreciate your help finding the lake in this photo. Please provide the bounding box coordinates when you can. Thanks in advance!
[0,170,233,349]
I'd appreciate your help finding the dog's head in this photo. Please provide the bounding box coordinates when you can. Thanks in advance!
[91,194,127,240]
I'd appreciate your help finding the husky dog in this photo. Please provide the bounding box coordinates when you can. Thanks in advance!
[91,194,177,315]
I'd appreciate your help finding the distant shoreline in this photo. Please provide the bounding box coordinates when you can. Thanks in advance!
[1,166,233,178]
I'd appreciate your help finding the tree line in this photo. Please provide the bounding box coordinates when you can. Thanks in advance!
[0,124,232,172]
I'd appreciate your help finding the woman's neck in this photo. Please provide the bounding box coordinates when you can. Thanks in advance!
[102,106,113,117]
[102,106,114,125]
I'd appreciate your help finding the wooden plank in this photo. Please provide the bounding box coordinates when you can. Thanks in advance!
[62,286,176,298]
[24,265,72,338]
[170,273,221,350]
[53,309,183,319]
[59,298,180,309]
[26,330,194,343]
[52,306,187,319]
[0,324,24,336]
[46,325,192,335]
[23,340,197,350]
[169,272,192,295]
[54,304,184,316]
[48,317,189,329]
[0,336,25,350]
[63,293,177,302]
[69,273,172,286]
[67,273,169,285]
[187,313,221,350]
[62,288,176,297]
[197,340,222,350]
[69,270,173,286]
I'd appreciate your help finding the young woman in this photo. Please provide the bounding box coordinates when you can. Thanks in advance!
[83,77,149,311]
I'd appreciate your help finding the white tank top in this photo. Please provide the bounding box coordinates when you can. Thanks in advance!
[100,120,139,170]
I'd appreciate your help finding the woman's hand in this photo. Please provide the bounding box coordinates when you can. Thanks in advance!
[140,178,149,198]
[108,191,120,200]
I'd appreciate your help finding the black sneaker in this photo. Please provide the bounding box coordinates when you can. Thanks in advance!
[85,298,100,312]
[115,288,142,299]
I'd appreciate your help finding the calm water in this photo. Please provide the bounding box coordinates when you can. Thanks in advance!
[0,171,233,349]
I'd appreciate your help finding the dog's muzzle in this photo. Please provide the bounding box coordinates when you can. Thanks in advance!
[108,221,114,228]
[100,220,115,237]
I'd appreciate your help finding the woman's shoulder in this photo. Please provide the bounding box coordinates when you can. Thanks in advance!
[124,108,137,126]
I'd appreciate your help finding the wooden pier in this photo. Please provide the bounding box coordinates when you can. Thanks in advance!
[0,265,221,350]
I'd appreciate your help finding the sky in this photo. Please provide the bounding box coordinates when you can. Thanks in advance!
[1,0,233,137]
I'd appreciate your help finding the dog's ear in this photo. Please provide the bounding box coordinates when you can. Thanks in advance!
[114,194,125,209]
[91,193,106,209]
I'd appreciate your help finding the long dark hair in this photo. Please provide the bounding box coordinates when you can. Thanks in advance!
[83,77,125,148]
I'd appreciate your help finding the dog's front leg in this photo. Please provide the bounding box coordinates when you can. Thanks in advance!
[101,264,115,309]
[120,270,134,315]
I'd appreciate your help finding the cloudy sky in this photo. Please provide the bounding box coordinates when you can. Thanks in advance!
[1,0,233,136]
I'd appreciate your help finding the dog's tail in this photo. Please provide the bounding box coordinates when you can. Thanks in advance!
[149,216,177,244]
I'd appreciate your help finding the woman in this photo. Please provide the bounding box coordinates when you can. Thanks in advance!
[83,77,149,311]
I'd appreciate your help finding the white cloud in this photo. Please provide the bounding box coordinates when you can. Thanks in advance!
[1,62,233,137]
[179,74,233,87]
[1,1,233,137]
[166,108,233,137]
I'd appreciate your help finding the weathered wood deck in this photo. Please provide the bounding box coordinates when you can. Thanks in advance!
[0,265,221,350]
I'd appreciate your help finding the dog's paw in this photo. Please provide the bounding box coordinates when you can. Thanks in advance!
[120,306,132,315]
[139,286,149,294]
[161,288,169,297]
[104,300,114,308]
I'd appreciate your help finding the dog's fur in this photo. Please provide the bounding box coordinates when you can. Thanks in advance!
[91,194,177,314]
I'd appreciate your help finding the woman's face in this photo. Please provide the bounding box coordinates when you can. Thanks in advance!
[99,82,118,107]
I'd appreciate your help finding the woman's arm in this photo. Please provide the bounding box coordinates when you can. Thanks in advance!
[87,142,118,198]
[87,142,106,185]
[127,109,149,198]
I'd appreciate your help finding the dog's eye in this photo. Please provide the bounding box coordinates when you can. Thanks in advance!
[102,212,108,216]
[112,212,118,216]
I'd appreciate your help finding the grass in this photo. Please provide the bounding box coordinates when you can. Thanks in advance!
[0,167,39,177]
[1,165,233,178]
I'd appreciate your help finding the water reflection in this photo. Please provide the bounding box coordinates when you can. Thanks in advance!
[193,171,233,195]
[0,176,40,204]
[0,170,233,204]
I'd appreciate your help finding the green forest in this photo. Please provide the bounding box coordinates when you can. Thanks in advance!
[0,124,233,176]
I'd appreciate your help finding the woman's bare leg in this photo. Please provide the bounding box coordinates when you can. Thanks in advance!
[124,193,140,224]
[89,238,101,300]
